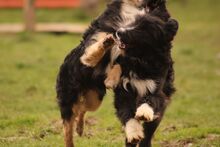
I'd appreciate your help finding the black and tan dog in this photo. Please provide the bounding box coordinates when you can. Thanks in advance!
[104,2,178,146]
[56,0,163,147]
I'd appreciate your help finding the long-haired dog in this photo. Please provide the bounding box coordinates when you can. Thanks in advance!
[114,18,178,147]
[105,2,179,146]
[56,0,162,146]
[102,0,178,145]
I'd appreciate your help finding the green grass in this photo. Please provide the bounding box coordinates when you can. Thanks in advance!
[0,0,220,146]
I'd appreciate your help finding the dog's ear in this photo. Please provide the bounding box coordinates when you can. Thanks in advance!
[164,19,179,42]
[146,0,166,10]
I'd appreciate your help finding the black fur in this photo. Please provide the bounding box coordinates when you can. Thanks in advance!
[56,1,119,121]
[56,0,157,121]
[113,3,178,147]
[56,0,177,146]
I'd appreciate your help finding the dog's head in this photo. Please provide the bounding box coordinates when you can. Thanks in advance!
[144,0,166,10]
[123,0,146,8]
[115,15,178,54]
[123,0,163,8]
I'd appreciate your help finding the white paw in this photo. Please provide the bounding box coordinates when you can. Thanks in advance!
[135,103,154,122]
[125,119,144,143]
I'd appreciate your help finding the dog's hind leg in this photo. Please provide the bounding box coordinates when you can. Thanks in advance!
[76,111,86,136]
[75,89,104,137]
[59,100,76,147]
[63,117,75,147]
[84,89,103,111]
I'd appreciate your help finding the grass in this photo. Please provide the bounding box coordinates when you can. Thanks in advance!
[0,0,220,146]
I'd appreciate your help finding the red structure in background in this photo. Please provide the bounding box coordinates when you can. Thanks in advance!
[0,0,80,8]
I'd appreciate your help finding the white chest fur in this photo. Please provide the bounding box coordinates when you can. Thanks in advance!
[122,72,157,97]
[119,3,145,27]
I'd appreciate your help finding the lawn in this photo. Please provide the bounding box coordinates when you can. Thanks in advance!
[0,0,220,146]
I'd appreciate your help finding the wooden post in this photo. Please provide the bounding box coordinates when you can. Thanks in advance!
[24,0,35,32]
[80,0,99,16]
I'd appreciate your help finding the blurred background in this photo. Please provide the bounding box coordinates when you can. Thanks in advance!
[0,0,220,146]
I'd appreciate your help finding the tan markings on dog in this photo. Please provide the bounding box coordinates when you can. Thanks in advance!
[80,32,107,66]
[135,103,154,122]
[80,42,105,67]
[124,0,143,7]
[125,119,144,143]
[84,89,102,111]
[92,32,108,41]
[104,64,122,89]
[120,48,126,56]
[111,45,122,63]
[131,0,144,7]
[63,118,74,147]
[80,32,108,67]
[73,90,102,113]
[105,63,112,75]
[69,89,101,140]
[76,111,86,136]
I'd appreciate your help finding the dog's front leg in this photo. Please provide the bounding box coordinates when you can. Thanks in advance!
[135,91,169,122]
[80,34,115,67]
[138,92,169,147]
[124,118,144,146]
[114,88,144,146]
[104,64,122,89]
[135,102,155,122]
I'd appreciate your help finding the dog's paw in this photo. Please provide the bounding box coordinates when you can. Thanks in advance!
[104,75,120,89]
[104,78,117,89]
[125,119,144,144]
[103,34,115,49]
[76,124,84,136]
[135,103,154,122]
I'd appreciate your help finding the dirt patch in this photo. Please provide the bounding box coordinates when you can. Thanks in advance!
[34,120,63,140]
[160,134,220,147]
[84,130,95,138]
[160,138,195,147]
[201,134,220,141]
[85,116,98,127]
[162,125,177,133]
[0,136,30,142]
